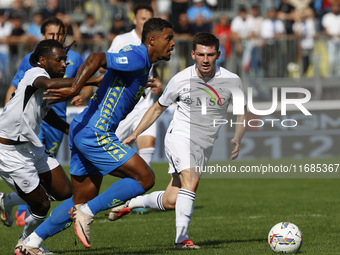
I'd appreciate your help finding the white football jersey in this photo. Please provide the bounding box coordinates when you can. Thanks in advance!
[107,29,154,113]
[0,67,51,147]
[159,64,246,149]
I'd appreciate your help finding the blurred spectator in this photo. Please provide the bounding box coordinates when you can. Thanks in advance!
[41,0,64,20]
[130,0,157,15]
[27,12,43,40]
[277,0,296,34]
[174,12,193,39]
[108,13,129,43]
[79,13,105,59]
[187,0,213,33]
[260,8,286,77]
[5,0,33,25]
[108,4,153,52]
[322,3,340,77]
[293,10,315,75]
[0,10,12,81]
[56,11,81,44]
[289,0,314,16]
[248,4,264,76]
[313,0,331,32]
[231,6,253,73]
[0,0,15,11]
[170,0,189,34]
[213,15,232,67]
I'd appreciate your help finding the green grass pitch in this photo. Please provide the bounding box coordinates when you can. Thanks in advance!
[1,158,340,254]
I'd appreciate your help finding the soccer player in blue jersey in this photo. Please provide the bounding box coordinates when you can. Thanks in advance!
[14,17,175,254]
[2,17,93,230]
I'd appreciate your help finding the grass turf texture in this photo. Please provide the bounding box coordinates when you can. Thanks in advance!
[1,158,340,254]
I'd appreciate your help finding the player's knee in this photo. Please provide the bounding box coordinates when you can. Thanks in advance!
[53,182,72,201]
[30,198,51,216]
[139,168,155,191]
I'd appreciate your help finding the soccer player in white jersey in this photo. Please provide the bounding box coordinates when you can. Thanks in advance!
[109,32,247,249]
[0,40,100,253]
[107,4,162,167]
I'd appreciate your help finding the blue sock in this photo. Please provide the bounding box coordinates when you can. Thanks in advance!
[88,178,145,215]
[35,198,74,240]
[18,204,28,215]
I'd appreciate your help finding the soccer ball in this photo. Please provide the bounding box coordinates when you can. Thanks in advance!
[268,222,302,253]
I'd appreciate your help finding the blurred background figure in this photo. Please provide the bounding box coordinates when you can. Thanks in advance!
[322,3,340,77]
[187,0,213,33]
[79,13,105,59]
[248,4,263,77]
[231,5,253,75]
[27,12,43,40]
[260,7,286,77]
[293,10,315,76]
[0,10,12,82]
[40,0,64,19]
[213,15,232,68]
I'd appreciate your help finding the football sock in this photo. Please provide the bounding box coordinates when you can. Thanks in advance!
[22,209,45,239]
[80,203,94,217]
[6,192,26,209]
[88,178,145,215]
[17,204,28,216]
[138,147,155,166]
[175,189,195,243]
[22,232,43,248]
[129,191,165,211]
[34,198,74,241]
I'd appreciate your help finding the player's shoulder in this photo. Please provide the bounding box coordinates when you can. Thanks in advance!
[26,67,49,77]
[218,66,241,80]
[173,65,194,80]
[67,49,82,60]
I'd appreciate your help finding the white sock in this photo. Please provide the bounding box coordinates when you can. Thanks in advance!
[23,232,43,248]
[22,209,46,239]
[138,147,155,166]
[175,189,195,243]
[129,191,165,211]
[6,192,26,209]
[80,203,94,217]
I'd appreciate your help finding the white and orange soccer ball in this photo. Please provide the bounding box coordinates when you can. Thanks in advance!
[268,222,303,253]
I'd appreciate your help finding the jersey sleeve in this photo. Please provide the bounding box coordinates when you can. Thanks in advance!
[12,54,32,88]
[158,76,179,107]
[105,47,146,72]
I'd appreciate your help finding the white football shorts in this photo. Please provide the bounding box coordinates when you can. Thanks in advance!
[115,108,157,141]
[164,132,212,174]
[0,142,59,194]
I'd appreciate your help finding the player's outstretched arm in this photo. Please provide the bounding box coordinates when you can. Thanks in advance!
[123,101,167,145]
[44,53,107,102]
[43,108,70,135]
[230,106,247,160]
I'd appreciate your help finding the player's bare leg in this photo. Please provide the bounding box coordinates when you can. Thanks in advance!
[72,153,154,247]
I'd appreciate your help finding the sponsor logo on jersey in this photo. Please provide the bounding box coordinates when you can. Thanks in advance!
[115,57,128,64]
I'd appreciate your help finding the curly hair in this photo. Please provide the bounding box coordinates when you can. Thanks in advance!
[29,39,64,66]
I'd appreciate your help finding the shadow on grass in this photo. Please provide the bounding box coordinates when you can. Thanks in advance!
[199,238,267,247]
[54,247,163,255]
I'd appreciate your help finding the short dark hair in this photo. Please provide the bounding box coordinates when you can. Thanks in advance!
[134,4,154,16]
[192,32,219,51]
[41,17,65,35]
[29,39,64,66]
[141,18,172,43]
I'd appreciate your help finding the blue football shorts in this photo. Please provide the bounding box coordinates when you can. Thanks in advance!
[38,120,65,157]
[69,121,136,176]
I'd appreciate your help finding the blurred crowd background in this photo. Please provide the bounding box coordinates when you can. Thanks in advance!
[0,0,340,107]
